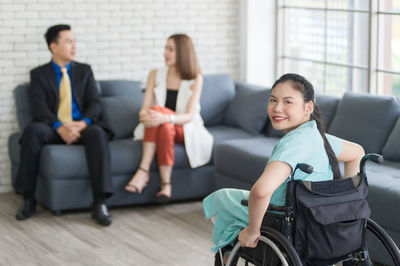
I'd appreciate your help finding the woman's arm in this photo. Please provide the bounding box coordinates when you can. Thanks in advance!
[239,161,292,247]
[138,69,157,122]
[142,73,203,127]
[337,140,365,177]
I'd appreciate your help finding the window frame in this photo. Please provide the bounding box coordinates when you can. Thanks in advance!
[275,0,400,95]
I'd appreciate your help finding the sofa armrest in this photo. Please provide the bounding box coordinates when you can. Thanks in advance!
[8,132,21,164]
[8,132,22,189]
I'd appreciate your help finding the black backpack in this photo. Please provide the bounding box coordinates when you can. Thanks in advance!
[287,173,371,265]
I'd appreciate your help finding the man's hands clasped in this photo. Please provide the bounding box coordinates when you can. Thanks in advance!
[57,121,87,145]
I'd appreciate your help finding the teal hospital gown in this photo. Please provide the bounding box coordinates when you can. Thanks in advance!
[203,120,343,252]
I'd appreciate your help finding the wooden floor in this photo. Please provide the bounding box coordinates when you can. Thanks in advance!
[0,192,215,266]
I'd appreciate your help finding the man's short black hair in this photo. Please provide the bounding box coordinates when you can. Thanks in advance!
[44,24,71,51]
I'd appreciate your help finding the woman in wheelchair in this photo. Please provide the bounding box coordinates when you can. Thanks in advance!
[203,73,366,265]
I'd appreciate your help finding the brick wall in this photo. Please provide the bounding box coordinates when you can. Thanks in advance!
[0,0,240,193]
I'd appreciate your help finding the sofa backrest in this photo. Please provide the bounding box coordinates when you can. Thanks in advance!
[13,75,236,138]
[328,92,400,153]
[381,115,400,161]
[101,75,236,138]
[98,80,143,139]
[200,74,235,126]
[315,93,340,129]
[99,80,142,97]
[12,80,142,137]
[13,83,32,131]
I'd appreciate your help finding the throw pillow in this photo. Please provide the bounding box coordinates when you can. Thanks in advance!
[329,92,400,153]
[200,74,235,126]
[100,96,143,139]
[224,85,269,135]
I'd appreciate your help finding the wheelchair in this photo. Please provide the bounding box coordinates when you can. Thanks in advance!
[221,154,400,266]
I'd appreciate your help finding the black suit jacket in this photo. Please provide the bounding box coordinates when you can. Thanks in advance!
[29,61,101,124]
[28,61,113,138]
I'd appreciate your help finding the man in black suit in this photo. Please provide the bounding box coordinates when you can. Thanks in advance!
[15,24,113,226]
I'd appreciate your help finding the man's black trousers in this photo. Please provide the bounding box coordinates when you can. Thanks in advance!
[14,122,113,198]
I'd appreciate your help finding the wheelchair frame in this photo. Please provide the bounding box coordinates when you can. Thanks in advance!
[223,154,400,266]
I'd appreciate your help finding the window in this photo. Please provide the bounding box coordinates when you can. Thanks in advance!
[276,0,400,96]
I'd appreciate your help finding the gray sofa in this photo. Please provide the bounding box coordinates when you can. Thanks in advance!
[8,75,255,213]
[8,74,400,261]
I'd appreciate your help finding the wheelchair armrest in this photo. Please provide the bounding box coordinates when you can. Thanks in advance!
[268,204,291,213]
[241,199,290,213]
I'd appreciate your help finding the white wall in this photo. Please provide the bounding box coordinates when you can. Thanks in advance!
[0,0,240,192]
[240,0,276,88]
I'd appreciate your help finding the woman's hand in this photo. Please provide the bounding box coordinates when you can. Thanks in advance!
[238,226,260,248]
[139,109,152,123]
[142,109,168,128]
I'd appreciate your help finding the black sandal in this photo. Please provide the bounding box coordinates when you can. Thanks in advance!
[156,182,171,204]
[125,167,149,194]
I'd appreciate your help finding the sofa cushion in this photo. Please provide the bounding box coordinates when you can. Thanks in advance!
[110,139,189,173]
[39,144,89,179]
[382,116,400,161]
[264,123,285,138]
[100,80,142,97]
[38,139,191,180]
[39,140,140,179]
[100,96,143,139]
[214,137,279,184]
[364,161,400,232]
[200,74,235,126]
[329,92,400,153]
[207,125,255,146]
[207,125,255,163]
[223,84,269,135]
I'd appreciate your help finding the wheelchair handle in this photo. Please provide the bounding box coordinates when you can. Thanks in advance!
[296,163,313,174]
[241,199,248,206]
[289,163,313,181]
[360,153,383,176]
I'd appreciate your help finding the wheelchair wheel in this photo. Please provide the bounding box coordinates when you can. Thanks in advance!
[226,227,301,266]
[366,218,400,266]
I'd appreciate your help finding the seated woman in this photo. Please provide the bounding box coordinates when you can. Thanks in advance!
[126,34,213,204]
[203,73,365,263]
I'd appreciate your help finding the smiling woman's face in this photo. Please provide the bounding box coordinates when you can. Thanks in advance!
[267,81,313,133]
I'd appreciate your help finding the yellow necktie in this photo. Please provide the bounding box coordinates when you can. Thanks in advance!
[58,67,73,123]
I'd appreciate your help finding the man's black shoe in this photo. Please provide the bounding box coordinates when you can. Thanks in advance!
[91,203,112,226]
[16,198,36,221]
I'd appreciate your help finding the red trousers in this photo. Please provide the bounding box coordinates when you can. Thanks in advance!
[143,105,184,166]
